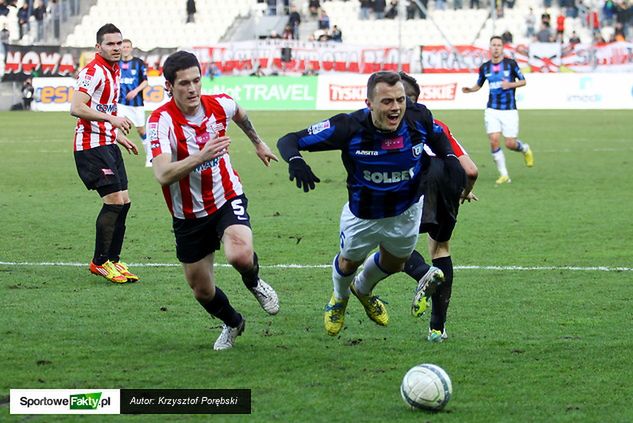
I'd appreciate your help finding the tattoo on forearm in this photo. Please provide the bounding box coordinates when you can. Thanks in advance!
[236,115,261,145]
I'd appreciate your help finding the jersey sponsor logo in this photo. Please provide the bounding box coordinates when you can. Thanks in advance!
[95,103,117,113]
[354,149,378,156]
[308,119,330,135]
[147,122,158,141]
[120,77,136,85]
[195,157,221,173]
[195,132,211,145]
[381,136,404,150]
[363,169,412,184]
[489,81,503,90]
[412,144,423,157]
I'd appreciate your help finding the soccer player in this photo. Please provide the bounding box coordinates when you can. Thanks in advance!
[70,23,139,284]
[277,71,459,337]
[400,71,479,343]
[147,51,279,351]
[118,39,151,167]
[462,35,534,185]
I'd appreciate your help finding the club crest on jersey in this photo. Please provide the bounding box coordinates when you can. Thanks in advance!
[206,120,225,136]
[382,136,404,150]
[412,144,423,157]
[308,120,330,135]
[79,74,92,89]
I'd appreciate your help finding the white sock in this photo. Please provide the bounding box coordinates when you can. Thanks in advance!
[332,254,354,299]
[492,148,509,177]
[353,252,389,295]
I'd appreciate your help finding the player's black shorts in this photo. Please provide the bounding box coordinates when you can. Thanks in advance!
[74,144,128,197]
[172,194,252,263]
[419,157,463,243]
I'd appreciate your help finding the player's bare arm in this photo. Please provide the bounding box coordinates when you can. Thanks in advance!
[501,79,526,90]
[126,79,148,101]
[70,90,133,134]
[152,136,231,186]
[458,155,478,203]
[116,131,138,155]
[233,105,278,166]
[461,84,481,94]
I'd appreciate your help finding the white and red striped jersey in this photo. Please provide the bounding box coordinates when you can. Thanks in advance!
[424,119,468,157]
[147,94,243,219]
[73,53,120,151]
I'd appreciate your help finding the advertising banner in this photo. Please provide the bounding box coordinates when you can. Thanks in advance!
[201,76,317,110]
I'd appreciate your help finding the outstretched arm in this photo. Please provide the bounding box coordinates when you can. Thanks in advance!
[233,105,278,166]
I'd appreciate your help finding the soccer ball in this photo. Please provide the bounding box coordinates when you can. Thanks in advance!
[400,363,452,411]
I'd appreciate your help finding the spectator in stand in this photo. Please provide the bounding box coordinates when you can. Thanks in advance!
[501,29,513,44]
[186,0,196,22]
[544,0,552,8]
[288,5,301,40]
[541,9,551,26]
[470,0,479,9]
[330,24,342,41]
[308,0,320,17]
[454,0,463,10]
[436,0,447,11]
[32,0,46,42]
[374,0,386,19]
[588,8,600,36]
[568,30,581,44]
[318,9,330,30]
[613,22,626,41]
[603,0,616,25]
[536,22,553,41]
[525,7,536,38]
[282,24,293,39]
[359,0,371,19]
[386,0,399,18]
[0,1,10,17]
[0,23,9,44]
[17,2,29,40]
[556,12,565,42]
[267,0,277,16]
[22,77,34,110]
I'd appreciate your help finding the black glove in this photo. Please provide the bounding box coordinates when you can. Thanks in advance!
[288,157,320,192]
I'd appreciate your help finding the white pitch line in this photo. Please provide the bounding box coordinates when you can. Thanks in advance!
[0,261,631,272]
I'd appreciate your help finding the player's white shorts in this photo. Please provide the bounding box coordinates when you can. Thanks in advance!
[118,104,146,127]
[339,197,423,262]
[484,108,519,138]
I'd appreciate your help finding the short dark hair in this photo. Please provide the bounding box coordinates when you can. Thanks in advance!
[366,71,402,100]
[398,71,420,103]
[96,23,121,44]
[490,35,503,43]
[162,51,201,85]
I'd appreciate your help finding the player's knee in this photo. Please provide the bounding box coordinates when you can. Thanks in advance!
[227,249,254,272]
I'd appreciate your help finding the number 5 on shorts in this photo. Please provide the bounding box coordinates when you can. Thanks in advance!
[231,198,248,221]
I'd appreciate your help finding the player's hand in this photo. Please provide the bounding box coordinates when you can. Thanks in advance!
[461,87,471,93]
[110,116,133,135]
[255,142,279,167]
[461,191,478,204]
[288,157,320,192]
[200,136,231,161]
[125,91,136,101]
[116,133,138,155]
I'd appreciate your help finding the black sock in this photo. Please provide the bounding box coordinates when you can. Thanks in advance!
[198,287,242,328]
[430,256,453,332]
[239,252,259,289]
[404,250,431,282]
[93,204,123,265]
[109,202,130,263]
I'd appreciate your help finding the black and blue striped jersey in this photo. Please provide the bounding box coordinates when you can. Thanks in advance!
[277,103,453,220]
[118,57,147,107]
[476,58,525,110]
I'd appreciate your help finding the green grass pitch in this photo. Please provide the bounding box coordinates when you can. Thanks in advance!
[1,109,632,422]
